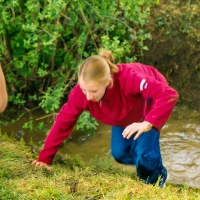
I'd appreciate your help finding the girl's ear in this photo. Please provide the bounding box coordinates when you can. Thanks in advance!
[107,77,113,89]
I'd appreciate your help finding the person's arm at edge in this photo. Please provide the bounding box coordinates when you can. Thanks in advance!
[0,64,8,113]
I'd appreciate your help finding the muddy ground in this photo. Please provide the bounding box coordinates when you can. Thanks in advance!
[144,0,200,110]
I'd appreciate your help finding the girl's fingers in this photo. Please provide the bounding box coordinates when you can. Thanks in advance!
[31,160,51,170]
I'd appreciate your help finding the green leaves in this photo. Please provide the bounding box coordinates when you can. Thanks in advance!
[74,111,99,135]
[39,79,65,114]
[0,0,157,133]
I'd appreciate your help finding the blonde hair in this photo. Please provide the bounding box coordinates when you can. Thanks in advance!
[78,50,118,83]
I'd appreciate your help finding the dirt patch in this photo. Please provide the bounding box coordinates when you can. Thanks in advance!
[143,0,200,110]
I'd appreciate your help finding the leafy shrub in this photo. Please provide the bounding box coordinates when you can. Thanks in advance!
[0,0,157,133]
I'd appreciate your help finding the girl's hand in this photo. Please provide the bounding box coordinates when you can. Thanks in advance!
[122,121,153,140]
[31,160,52,170]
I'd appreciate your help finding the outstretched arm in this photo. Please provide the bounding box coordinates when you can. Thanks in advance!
[32,85,88,166]
[0,64,8,113]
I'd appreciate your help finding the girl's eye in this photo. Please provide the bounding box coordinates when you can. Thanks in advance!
[81,89,97,94]
[91,91,97,94]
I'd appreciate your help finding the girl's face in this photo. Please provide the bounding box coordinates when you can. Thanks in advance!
[79,78,111,102]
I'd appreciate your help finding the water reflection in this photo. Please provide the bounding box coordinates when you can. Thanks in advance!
[63,105,200,188]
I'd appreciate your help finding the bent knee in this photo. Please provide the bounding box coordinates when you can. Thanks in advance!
[111,150,134,165]
[111,150,124,163]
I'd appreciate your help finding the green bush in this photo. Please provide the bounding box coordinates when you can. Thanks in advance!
[0,0,157,132]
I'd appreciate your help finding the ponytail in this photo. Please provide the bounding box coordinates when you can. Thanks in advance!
[99,49,118,73]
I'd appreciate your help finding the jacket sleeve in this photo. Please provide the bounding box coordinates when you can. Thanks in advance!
[38,85,88,164]
[130,73,179,130]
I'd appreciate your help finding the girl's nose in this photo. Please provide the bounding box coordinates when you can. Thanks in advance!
[86,92,93,101]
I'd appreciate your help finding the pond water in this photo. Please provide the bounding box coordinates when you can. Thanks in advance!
[1,105,200,188]
[160,106,200,188]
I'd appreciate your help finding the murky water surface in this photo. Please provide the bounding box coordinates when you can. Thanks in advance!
[160,106,200,188]
[1,105,200,188]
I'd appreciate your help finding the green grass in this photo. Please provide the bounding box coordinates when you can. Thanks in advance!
[0,133,200,200]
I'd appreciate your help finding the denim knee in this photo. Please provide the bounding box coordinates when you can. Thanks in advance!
[111,148,134,165]
[111,126,135,165]
[111,150,123,163]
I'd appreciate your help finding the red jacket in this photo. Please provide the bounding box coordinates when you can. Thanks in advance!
[38,63,179,164]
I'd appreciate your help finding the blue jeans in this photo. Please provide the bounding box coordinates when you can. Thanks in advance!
[111,126,165,184]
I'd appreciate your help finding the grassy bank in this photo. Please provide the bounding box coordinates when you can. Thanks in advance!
[0,133,200,200]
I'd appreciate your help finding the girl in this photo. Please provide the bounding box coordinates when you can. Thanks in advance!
[32,50,178,187]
